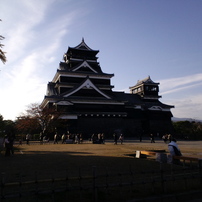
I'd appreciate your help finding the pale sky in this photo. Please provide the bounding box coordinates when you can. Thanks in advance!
[0,0,202,121]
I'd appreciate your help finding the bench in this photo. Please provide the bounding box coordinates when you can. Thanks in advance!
[136,150,202,167]
[172,155,202,167]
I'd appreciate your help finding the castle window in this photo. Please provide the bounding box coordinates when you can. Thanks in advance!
[145,86,157,91]
[151,87,157,91]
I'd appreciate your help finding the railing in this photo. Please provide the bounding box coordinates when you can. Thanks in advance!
[1,163,202,202]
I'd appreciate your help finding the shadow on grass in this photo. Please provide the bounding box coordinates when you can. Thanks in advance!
[0,147,166,178]
[1,146,202,202]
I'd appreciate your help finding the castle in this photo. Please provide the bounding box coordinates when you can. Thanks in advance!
[41,39,174,138]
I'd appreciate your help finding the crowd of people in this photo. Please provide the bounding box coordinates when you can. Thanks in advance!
[91,133,105,144]
[113,133,124,145]
[53,133,83,144]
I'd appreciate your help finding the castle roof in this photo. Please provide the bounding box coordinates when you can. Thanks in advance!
[68,38,99,53]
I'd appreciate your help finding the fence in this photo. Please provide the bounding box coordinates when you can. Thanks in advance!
[1,162,202,202]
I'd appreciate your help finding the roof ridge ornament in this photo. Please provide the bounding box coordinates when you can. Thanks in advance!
[74,38,92,50]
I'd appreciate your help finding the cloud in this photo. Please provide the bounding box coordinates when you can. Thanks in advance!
[159,74,202,119]
[159,73,202,95]
[0,0,83,120]
[1,0,55,63]
[170,93,202,120]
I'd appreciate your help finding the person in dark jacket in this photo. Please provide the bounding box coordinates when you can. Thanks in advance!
[4,135,10,156]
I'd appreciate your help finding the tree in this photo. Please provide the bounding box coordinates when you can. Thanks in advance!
[0,114,5,137]
[15,115,40,135]
[4,119,16,135]
[16,103,62,138]
[0,19,6,64]
[173,121,202,140]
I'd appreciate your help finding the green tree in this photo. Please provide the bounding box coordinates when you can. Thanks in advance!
[0,114,5,137]
[173,121,202,140]
[4,119,16,135]
[0,20,6,64]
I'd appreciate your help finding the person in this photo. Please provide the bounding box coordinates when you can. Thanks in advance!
[9,134,15,155]
[113,133,118,145]
[79,133,83,143]
[150,134,155,143]
[40,132,43,144]
[74,134,79,144]
[167,134,172,143]
[61,134,66,144]
[98,133,101,144]
[168,138,182,156]
[4,135,10,156]
[91,134,97,144]
[54,133,59,144]
[26,134,30,145]
[162,134,168,143]
[168,138,182,164]
[119,134,124,144]
[100,133,105,144]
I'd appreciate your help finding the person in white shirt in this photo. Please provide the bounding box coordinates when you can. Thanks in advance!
[168,138,182,156]
[168,138,182,164]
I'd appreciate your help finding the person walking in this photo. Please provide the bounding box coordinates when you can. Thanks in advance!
[113,133,118,145]
[4,135,10,156]
[40,132,43,145]
[119,134,124,144]
[54,133,59,144]
[26,134,30,145]
[61,134,66,144]
[9,134,15,155]
[150,134,155,143]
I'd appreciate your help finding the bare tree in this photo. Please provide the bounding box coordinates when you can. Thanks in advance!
[16,103,62,136]
[0,19,7,64]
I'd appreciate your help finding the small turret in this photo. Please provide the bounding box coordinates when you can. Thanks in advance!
[129,76,161,100]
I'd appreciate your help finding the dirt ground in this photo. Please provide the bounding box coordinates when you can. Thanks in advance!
[1,139,202,177]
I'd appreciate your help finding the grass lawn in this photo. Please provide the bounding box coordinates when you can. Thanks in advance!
[0,139,202,201]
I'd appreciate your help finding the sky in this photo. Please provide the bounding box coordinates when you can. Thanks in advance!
[0,0,202,121]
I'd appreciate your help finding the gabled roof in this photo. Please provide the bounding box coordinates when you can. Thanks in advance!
[54,100,73,106]
[74,38,92,50]
[129,76,159,89]
[72,61,98,73]
[63,77,112,99]
[112,92,174,110]
[144,100,174,109]
[137,76,152,83]
[70,38,99,52]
